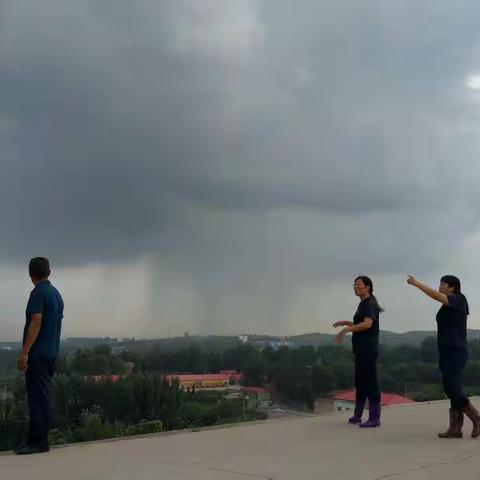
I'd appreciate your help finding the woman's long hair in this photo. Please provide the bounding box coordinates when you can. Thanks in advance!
[441,275,469,315]
[355,275,385,313]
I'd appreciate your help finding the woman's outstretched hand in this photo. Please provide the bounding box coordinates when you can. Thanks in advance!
[407,275,417,287]
[333,320,350,328]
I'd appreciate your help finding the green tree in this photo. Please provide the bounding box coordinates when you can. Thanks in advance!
[311,363,337,394]
[420,337,438,363]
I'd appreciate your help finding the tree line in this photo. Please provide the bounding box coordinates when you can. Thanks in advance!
[3,337,480,450]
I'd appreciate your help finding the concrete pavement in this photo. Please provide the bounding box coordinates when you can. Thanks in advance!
[1,399,479,480]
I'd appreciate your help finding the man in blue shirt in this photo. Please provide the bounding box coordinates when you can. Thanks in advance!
[16,257,64,455]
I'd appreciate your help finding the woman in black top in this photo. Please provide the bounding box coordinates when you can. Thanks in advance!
[334,276,383,428]
[407,274,480,438]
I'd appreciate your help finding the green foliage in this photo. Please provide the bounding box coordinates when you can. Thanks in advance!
[69,345,126,375]
[48,428,67,446]
[420,337,439,363]
[243,349,268,387]
[311,364,337,394]
[409,384,445,402]
[123,419,163,436]
[65,407,124,443]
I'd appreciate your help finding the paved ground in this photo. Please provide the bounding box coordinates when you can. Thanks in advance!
[1,399,480,480]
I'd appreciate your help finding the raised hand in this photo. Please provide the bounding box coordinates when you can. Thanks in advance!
[407,275,417,286]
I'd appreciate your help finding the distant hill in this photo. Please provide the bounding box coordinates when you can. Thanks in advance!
[289,330,480,348]
[3,330,480,353]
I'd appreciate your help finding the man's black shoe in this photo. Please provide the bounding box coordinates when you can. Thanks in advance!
[15,443,50,455]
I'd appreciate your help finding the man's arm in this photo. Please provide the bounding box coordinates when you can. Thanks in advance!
[18,313,42,372]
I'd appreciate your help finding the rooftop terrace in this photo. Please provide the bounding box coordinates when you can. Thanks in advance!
[1,398,479,480]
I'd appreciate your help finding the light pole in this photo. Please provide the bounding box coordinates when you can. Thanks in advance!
[243,395,249,421]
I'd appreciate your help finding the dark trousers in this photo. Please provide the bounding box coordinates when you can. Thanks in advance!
[355,352,381,405]
[25,358,55,446]
[439,349,469,411]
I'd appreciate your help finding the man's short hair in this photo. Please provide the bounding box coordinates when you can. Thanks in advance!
[29,257,51,279]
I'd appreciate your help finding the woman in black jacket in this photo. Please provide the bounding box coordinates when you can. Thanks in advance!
[334,276,383,428]
[407,274,480,438]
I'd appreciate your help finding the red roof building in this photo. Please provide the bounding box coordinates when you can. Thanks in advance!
[220,370,243,382]
[240,387,272,408]
[166,371,243,390]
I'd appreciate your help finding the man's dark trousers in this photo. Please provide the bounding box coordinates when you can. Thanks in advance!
[25,358,55,446]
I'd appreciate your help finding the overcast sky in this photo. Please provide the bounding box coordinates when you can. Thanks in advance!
[2,1,480,341]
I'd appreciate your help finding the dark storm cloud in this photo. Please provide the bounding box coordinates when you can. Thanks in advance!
[1,0,480,274]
